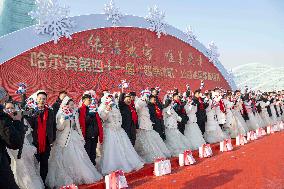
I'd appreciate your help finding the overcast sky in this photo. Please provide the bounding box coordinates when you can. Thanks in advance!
[29,0,284,69]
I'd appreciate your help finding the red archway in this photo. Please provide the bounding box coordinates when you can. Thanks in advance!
[0,27,230,103]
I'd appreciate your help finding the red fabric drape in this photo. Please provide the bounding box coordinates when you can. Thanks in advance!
[199,97,204,110]
[95,113,104,143]
[219,99,226,113]
[154,103,163,119]
[37,108,48,153]
[79,104,87,138]
[129,101,138,125]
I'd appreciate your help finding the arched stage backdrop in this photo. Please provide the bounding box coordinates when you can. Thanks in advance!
[0,14,234,103]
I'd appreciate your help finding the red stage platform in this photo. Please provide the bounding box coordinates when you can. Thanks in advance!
[80,131,284,189]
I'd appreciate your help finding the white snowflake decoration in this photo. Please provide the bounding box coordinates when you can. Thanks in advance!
[185,26,196,45]
[227,69,235,86]
[145,5,167,38]
[207,41,220,64]
[104,0,124,26]
[29,0,75,44]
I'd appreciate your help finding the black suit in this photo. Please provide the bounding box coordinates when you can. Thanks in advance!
[25,108,56,183]
[118,93,138,146]
[0,110,25,189]
[173,101,189,134]
[79,106,100,166]
[52,98,62,116]
[192,97,208,134]
[148,103,166,140]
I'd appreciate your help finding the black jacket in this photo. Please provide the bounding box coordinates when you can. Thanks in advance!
[192,97,208,123]
[173,100,189,125]
[0,110,25,169]
[118,93,139,130]
[52,98,62,116]
[148,102,166,140]
[78,106,99,139]
[25,108,56,148]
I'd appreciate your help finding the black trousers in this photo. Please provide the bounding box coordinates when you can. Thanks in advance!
[0,155,20,189]
[197,120,206,135]
[177,122,186,135]
[153,119,166,141]
[35,144,51,184]
[122,123,136,146]
[85,137,98,166]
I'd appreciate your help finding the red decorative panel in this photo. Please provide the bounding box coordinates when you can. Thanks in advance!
[0,27,230,103]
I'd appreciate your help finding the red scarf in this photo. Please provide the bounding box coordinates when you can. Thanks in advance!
[95,113,104,143]
[37,108,48,153]
[199,97,204,110]
[242,103,248,115]
[79,104,104,143]
[154,103,163,119]
[219,99,226,113]
[251,99,256,112]
[175,100,186,114]
[129,101,138,125]
[79,104,87,138]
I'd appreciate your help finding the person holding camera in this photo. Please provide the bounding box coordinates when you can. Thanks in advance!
[0,87,25,189]
[4,101,44,189]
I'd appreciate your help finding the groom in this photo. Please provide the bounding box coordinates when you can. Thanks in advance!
[25,91,56,185]
[79,94,103,166]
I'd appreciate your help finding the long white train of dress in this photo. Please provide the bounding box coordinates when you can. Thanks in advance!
[98,104,144,175]
[232,101,249,134]
[223,99,240,138]
[134,98,171,163]
[46,113,102,188]
[184,103,206,150]
[8,126,44,189]
[244,102,260,131]
[204,100,226,144]
[163,106,191,157]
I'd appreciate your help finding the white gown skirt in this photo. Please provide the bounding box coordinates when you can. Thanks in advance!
[99,127,144,175]
[204,120,226,144]
[233,111,250,134]
[9,144,44,189]
[164,128,190,157]
[184,122,206,150]
[134,129,171,163]
[224,115,242,138]
[260,111,271,128]
[46,131,102,189]
[246,113,260,130]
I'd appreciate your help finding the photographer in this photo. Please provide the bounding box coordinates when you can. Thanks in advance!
[0,87,25,189]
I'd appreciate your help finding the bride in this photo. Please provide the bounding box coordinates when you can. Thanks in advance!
[203,95,227,144]
[97,93,144,175]
[134,90,171,163]
[163,98,191,157]
[46,96,102,188]
[184,98,206,150]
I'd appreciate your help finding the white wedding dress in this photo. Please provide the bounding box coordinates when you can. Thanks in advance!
[184,103,206,150]
[232,100,249,134]
[244,101,260,130]
[163,106,191,157]
[134,98,171,163]
[8,125,44,189]
[270,102,281,131]
[46,99,102,189]
[203,100,227,143]
[98,101,144,175]
[223,99,239,138]
[259,101,272,128]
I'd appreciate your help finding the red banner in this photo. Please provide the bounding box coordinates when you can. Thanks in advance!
[0,27,230,103]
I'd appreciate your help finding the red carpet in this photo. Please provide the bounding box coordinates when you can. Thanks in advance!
[80,131,284,189]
